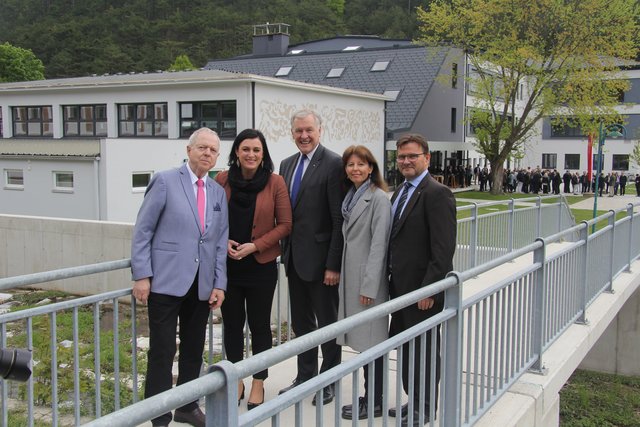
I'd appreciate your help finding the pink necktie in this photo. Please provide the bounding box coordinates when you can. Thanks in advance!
[197,179,205,233]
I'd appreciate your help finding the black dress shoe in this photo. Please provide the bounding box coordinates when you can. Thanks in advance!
[389,402,408,417]
[341,397,383,420]
[174,407,205,427]
[311,384,335,406]
[400,409,431,427]
[279,378,306,395]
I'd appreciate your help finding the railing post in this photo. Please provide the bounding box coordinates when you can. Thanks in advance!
[207,360,239,427]
[577,222,589,325]
[626,204,634,273]
[558,195,564,233]
[471,203,478,268]
[530,238,547,374]
[442,271,463,427]
[606,210,616,293]
[508,199,515,252]
[536,197,542,238]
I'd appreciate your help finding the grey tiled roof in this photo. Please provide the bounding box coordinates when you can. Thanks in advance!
[205,42,449,132]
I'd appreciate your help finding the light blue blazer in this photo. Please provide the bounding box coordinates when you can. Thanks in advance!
[131,163,228,300]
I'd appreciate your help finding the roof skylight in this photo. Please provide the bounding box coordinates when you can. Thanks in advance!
[326,67,345,78]
[275,66,293,77]
[371,60,390,72]
[383,90,401,101]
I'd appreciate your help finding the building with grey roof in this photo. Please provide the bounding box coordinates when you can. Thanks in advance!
[205,24,481,182]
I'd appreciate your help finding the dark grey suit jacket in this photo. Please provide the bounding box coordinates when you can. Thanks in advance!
[279,144,345,282]
[388,173,456,334]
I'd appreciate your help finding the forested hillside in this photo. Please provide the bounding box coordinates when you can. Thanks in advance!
[0,0,429,78]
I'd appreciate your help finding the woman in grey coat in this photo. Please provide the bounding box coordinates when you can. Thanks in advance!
[337,145,391,420]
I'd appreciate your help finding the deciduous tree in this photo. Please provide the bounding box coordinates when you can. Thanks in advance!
[417,0,638,194]
[0,42,45,82]
[168,54,196,71]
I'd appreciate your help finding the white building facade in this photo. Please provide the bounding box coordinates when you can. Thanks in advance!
[0,70,386,222]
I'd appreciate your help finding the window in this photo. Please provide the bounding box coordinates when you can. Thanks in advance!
[564,154,580,170]
[542,153,557,169]
[12,106,53,137]
[275,66,293,77]
[371,60,390,72]
[450,108,457,133]
[593,153,605,171]
[180,101,237,139]
[612,154,629,171]
[383,90,401,101]
[53,171,74,192]
[550,119,585,137]
[452,63,458,88]
[4,169,24,189]
[132,172,152,191]
[118,103,168,137]
[326,67,345,78]
[466,108,513,137]
[63,104,107,137]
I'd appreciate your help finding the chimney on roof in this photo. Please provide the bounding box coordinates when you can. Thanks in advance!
[252,23,290,56]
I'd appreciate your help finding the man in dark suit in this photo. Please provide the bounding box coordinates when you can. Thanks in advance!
[387,134,456,426]
[131,128,228,427]
[278,109,344,405]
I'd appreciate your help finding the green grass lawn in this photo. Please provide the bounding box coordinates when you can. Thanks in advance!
[560,369,640,426]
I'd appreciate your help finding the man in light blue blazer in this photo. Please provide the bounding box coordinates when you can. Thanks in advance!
[131,127,228,427]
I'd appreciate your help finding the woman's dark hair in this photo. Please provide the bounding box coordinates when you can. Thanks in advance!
[341,145,388,191]
[227,128,274,173]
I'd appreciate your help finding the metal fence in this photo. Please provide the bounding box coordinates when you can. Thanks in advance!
[1,197,635,427]
[454,195,575,271]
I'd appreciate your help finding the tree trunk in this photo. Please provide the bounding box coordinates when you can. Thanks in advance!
[490,162,505,195]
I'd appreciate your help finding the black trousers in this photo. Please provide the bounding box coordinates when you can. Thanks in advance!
[400,326,441,411]
[221,279,277,379]
[287,261,341,380]
[145,278,211,425]
[363,356,384,404]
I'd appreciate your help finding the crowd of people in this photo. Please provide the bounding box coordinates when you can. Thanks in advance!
[464,165,640,197]
[130,109,457,427]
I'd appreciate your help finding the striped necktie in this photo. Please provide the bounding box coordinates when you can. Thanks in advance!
[392,181,412,228]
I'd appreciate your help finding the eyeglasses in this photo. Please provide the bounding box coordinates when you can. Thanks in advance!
[396,153,425,162]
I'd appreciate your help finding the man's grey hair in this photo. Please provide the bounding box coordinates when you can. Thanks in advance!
[188,127,220,146]
[290,109,322,128]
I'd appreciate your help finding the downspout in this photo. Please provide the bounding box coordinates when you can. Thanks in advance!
[93,155,101,220]
[251,81,256,129]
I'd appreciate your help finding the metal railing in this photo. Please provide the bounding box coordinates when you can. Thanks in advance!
[454,195,575,270]
[1,196,631,427]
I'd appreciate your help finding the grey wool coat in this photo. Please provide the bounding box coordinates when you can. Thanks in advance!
[336,185,391,352]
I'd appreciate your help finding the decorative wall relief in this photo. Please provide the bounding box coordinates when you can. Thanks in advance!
[258,99,383,145]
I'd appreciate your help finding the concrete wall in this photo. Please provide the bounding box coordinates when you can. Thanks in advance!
[0,214,132,295]
[580,285,640,376]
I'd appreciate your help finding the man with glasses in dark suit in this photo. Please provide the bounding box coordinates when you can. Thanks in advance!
[387,133,456,426]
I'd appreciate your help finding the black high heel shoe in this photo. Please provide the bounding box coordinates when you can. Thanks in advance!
[238,382,245,407]
[247,381,264,410]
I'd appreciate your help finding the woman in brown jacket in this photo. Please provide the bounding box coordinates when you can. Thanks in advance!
[215,129,292,410]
